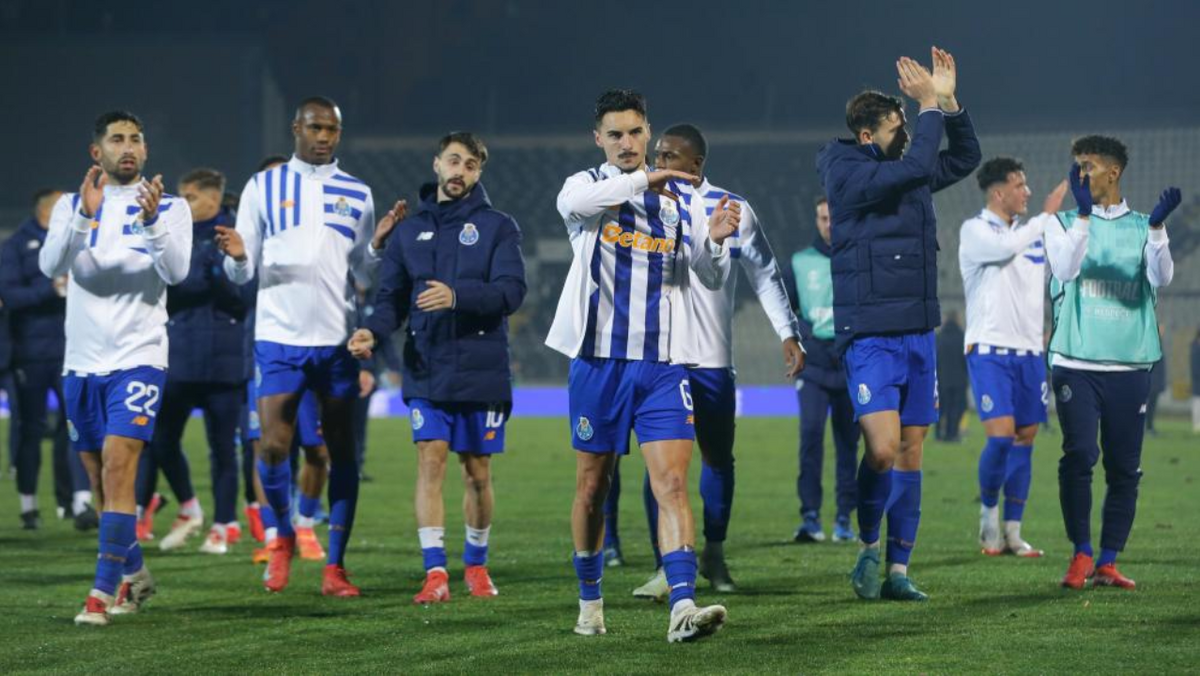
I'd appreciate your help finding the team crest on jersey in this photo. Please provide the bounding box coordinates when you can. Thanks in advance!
[659,199,680,226]
[249,411,260,432]
[129,221,145,236]
[459,223,480,246]
[67,420,79,442]
[857,383,871,405]
[981,395,994,413]
[576,416,594,441]
[334,197,352,217]
[1059,384,1072,403]
[411,408,425,430]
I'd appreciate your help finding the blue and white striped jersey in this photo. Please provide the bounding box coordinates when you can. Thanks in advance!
[546,164,731,364]
[224,156,381,347]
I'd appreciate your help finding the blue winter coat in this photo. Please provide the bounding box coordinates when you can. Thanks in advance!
[0,218,65,364]
[365,182,525,403]
[816,109,980,350]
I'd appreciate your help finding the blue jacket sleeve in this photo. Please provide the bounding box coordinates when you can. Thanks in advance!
[453,217,527,317]
[930,110,982,194]
[0,238,57,311]
[380,336,401,372]
[826,110,945,212]
[363,237,413,340]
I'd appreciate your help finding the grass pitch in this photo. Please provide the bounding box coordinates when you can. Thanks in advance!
[0,415,1197,674]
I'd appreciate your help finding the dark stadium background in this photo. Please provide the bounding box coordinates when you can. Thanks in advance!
[3,0,1198,390]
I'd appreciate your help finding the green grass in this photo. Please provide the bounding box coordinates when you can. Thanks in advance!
[1,415,1198,674]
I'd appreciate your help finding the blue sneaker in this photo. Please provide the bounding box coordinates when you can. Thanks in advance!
[832,515,855,543]
[880,572,929,601]
[850,547,881,599]
[793,511,825,543]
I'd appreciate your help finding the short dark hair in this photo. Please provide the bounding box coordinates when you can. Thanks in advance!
[438,131,489,165]
[93,110,144,140]
[845,91,903,135]
[294,96,340,121]
[814,194,828,208]
[257,155,290,172]
[1071,135,1128,170]
[179,167,226,193]
[594,89,647,126]
[976,156,1025,191]
[32,188,60,208]
[662,123,708,159]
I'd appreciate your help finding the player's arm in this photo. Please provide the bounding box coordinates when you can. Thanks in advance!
[0,239,57,310]
[1041,176,1089,282]
[349,233,414,359]
[928,48,981,192]
[958,217,1046,266]
[135,174,192,285]
[351,192,386,289]
[556,169,698,230]
[40,168,105,278]
[737,205,804,347]
[453,217,527,317]
[1145,187,1181,288]
[685,193,734,290]
[218,177,262,285]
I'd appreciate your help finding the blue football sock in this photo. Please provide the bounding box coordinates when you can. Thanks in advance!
[299,493,321,520]
[123,541,144,576]
[260,497,278,531]
[94,512,136,596]
[464,542,488,566]
[257,459,294,537]
[885,470,922,567]
[699,459,735,544]
[1075,541,1094,557]
[1003,444,1033,522]
[856,457,892,545]
[978,436,1012,508]
[325,461,358,567]
[642,470,662,567]
[573,551,603,601]
[662,549,698,610]
[603,462,621,549]
[422,547,448,571]
[1097,548,1119,568]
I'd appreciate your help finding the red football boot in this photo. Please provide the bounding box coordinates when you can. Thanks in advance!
[413,569,451,604]
[464,565,499,597]
[1060,553,1094,590]
[322,565,361,597]
[1093,563,1136,590]
[263,536,295,593]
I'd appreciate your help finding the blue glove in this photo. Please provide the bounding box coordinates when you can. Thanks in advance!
[1069,163,1093,218]
[1149,187,1182,227]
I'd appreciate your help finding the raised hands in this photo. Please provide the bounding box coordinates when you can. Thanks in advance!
[214,225,246,260]
[1068,163,1093,218]
[373,199,408,250]
[931,46,959,113]
[647,169,700,203]
[78,166,107,218]
[895,56,937,109]
[137,174,165,223]
[1149,187,1182,227]
[1042,180,1069,215]
[708,195,741,246]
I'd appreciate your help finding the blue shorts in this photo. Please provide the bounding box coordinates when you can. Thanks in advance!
[255,341,358,401]
[844,332,939,426]
[967,348,1048,426]
[568,357,695,455]
[408,399,509,455]
[244,379,323,447]
[688,367,736,463]
[63,366,168,452]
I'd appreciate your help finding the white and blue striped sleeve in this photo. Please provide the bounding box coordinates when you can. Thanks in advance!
[140,196,192,285]
[224,176,262,285]
[737,204,800,342]
[557,169,648,231]
[1145,226,1173,288]
[685,190,731,290]
[351,190,381,288]
[39,193,91,278]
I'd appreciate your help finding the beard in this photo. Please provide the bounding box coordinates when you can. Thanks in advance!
[883,135,907,161]
[104,157,142,185]
[441,177,469,199]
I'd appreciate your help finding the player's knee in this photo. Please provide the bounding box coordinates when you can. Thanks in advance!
[651,470,688,505]
[864,445,896,471]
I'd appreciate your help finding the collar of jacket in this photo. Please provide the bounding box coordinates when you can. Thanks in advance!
[18,217,46,239]
[417,182,493,222]
[812,235,832,257]
[194,207,234,231]
[287,155,339,178]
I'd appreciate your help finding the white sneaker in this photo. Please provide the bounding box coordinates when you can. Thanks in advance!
[979,505,1002,555]
[199,527,229,555]
[1004,522,1044,558]
[573,599,606,636]
[111,567,156,615]
[159,514,204,551]
[74,590,113,627]
[667,600,727,643]
[632,568,669,601]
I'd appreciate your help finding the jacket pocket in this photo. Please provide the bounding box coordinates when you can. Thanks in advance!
[868,239,924,300]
